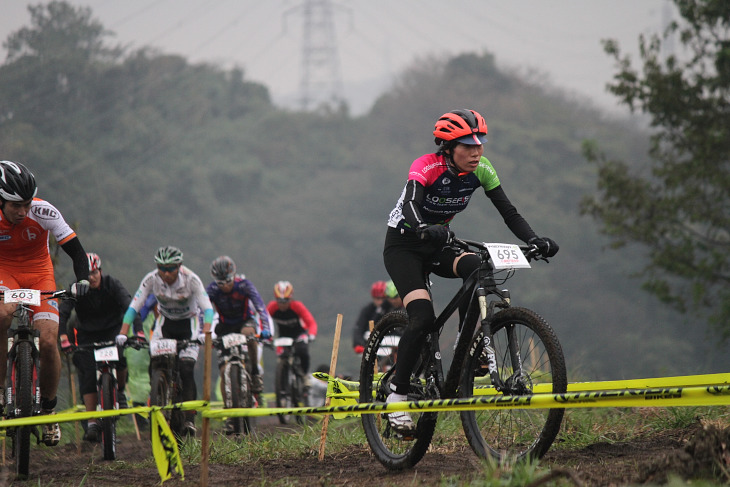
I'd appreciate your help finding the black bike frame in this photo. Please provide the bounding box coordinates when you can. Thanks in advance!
[415,240,527,398]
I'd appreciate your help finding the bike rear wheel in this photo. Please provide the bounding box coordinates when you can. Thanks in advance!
[13,341,34,479]
[460,307,567,462]
[100,372,117,460]
[359,311,437,470]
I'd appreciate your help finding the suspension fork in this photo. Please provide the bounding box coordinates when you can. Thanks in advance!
[505,323,525,384]
[477,287,505,392]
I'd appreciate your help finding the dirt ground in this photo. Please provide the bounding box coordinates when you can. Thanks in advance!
[1,417,728,486]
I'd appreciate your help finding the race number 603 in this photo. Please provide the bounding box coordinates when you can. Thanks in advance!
[3,289,41,306]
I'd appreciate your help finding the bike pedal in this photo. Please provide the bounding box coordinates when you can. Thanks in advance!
[397,431,417,441]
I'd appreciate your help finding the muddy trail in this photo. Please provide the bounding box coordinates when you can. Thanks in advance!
[1,417,729,486]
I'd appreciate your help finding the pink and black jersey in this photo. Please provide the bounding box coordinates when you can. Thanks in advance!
[387,154,501,230]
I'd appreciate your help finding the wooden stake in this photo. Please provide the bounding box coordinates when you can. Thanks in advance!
[128,385,141,441]
[200,331,213,487]
[65,352,81,453]
[318,314,343,461]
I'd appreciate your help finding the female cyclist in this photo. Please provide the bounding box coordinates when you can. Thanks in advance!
[382,109,559,433]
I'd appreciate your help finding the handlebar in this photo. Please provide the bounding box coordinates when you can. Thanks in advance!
[1,289,74,304]
[450,237,549,263]
[66,336,148,353]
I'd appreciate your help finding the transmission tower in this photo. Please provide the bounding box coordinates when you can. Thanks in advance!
[289,0,345,111]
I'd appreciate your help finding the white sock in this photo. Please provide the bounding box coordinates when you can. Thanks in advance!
[387,392,408,403]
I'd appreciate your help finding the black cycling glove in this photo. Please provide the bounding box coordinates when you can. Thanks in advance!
[529,237,559,257]
[416,224,451,246]
[71,279,90,297]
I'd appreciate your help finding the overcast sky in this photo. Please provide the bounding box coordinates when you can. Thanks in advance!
[1,0,673,115]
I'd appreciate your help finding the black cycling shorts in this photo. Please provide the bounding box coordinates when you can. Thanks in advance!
[383,226,467,300]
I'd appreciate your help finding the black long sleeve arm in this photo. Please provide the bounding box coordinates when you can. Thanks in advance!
[60,237,89,282]
[485,185,537,243]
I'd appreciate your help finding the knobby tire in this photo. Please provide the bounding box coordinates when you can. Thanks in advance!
[14,341,33,479]
[227,363,254,434]
[292,366,305,425]
[359,311,437,470]
[100,372,117,460]
[275,360,293,425]
[459,307,567,461]
[150,367,173,432]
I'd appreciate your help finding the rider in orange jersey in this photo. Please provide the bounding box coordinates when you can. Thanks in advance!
[0,160,90,446]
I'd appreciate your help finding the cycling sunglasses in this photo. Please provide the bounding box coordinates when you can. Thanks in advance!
[157,264,180,273]
[215,277,234,286]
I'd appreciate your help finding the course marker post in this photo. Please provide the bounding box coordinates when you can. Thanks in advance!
[318,314,343,461]
[200,330,213,487]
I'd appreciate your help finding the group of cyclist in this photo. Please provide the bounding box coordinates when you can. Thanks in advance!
[119,248,318,438]
[0,158,319,444]
[0,107,559,447]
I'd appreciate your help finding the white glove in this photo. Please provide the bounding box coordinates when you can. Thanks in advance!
[115,334,128,346]
[308,334,316,343]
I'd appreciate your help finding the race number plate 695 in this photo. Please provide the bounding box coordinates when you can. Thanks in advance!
[485,243,531,270]
[3,289,41,306]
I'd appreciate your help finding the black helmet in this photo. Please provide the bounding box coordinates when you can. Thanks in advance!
[0,161,37,202]
[210,256,236,282]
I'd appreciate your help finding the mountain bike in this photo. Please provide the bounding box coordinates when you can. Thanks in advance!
[72,337,146,460]
[2,288,72,479]
[273,336,307,425]
[213,333,255,435]
[360,238,567,470]
[149,338,199,438]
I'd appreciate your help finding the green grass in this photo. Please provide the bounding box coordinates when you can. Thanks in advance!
[555,406,730,451]
[27,406,730,486]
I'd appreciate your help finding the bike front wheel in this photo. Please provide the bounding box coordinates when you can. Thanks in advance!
[100,372,117,460]
[13,341,34,479]
[226,363,254,435]
[459,307,567,462]
[275,360,294,424]
[359,311,437,471]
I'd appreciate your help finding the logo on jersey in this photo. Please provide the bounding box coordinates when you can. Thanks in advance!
[421,162,442,174]
[0,235,10,241]
[427,195,471,205]
[31,206,59,221]
[22,227,39,242]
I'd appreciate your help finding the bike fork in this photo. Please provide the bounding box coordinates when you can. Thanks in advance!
[477,288,504,391]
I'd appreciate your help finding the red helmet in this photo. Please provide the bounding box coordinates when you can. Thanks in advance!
[433,109,488,145]
[274,281,293,300]
[86,252,102,272]
[371,280,386,298]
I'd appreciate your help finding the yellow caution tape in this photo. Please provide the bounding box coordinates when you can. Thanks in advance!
[1,373,728,483]
[204,383,730,420]
[151,409,184,483]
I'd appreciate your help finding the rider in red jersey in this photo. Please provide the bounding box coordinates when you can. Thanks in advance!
[266,281,317,396]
